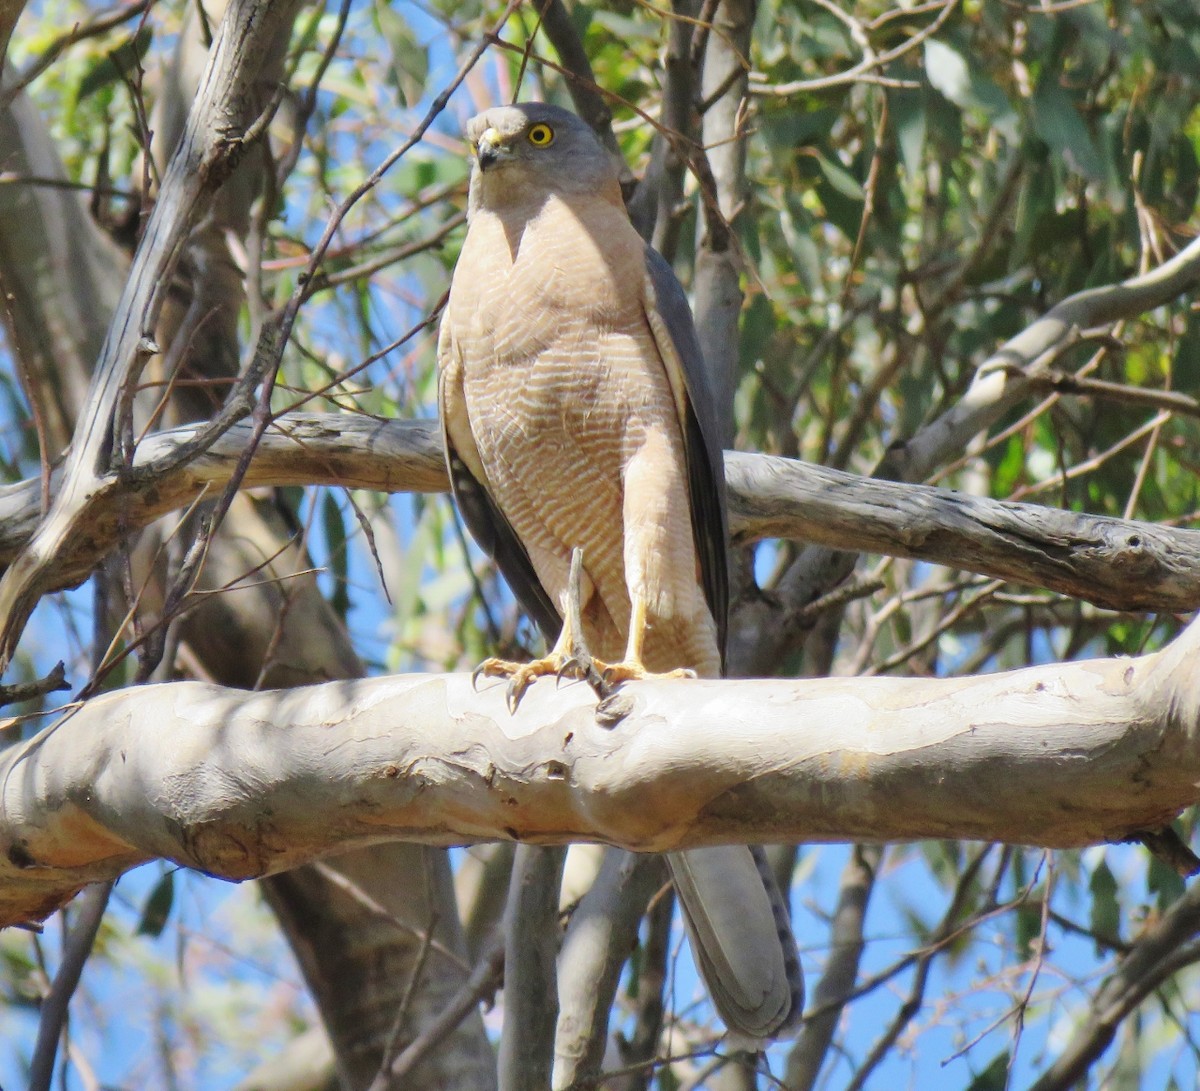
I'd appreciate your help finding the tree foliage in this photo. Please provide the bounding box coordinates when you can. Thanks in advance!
[2,0,1200,1089]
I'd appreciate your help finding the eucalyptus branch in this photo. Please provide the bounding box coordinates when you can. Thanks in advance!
[886,231,1200,485]
[553,851,665,1089]
[1028,881,1200,1091]
[0,0,304,671]
[499,846,566,1091]
[2,617,1199,927]
[1,416,1200,613]
[785,845,881,1091]
[27,881,114,1091]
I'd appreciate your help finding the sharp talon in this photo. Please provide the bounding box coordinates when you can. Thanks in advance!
[601,665,624,685]
[587,668,615,701]
[472,664,486,690]
[555,654,594,687]
[506,666,541,711]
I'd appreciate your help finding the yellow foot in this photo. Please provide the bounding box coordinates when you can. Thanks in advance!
[475,548,614,712]
[601,661,696,686]
[473,649,606,713]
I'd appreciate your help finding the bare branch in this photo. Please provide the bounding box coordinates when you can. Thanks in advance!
[626,0,694,253]
[0,0,303,670]
[380,941,506,1087]
[884,232,1200,485]
[1,615,1198,927]
[534,0,623,166]
[27,881,113,1091]
[1020,367,1200,421]
[750,0,957,96]
[1028,880,1200,1091]
[693,0,753,443]
[785,845,880,1090]
[553,850,664,1089]
[749,229,1200,668]
[2,415,1198,613]
[844,847,992,1091]
[499,845,565,1091]
[726,445,1200,615]
[0,660,68,709]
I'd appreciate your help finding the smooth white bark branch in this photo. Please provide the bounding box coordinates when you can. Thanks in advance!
[2,616,1197,927]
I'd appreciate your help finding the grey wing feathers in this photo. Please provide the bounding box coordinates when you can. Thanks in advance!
[443,441,564,645]
[643,246,730,663]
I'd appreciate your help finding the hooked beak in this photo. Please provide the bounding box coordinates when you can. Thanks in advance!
[474,127,508,171]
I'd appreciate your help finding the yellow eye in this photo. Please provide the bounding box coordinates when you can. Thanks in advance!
[527,123,555,147]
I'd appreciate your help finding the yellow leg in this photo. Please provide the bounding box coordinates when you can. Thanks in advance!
[600,592,696,686]
[475,553,696,710]
[474,548,607,711]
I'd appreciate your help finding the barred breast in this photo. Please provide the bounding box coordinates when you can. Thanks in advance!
[446,192,716,674]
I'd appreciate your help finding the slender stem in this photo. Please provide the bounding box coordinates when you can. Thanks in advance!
[28,881,114,1091]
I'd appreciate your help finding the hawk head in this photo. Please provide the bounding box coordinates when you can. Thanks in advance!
[464,102,622,212]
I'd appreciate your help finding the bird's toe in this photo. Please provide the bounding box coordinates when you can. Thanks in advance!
[601,661,696,686]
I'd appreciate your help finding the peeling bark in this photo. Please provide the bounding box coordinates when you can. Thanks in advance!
[0,415,1197,613]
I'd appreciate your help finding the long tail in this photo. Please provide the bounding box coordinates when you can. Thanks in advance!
[667,845,804,1043]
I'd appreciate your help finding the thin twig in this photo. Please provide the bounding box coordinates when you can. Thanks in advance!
[1028,881,1200,1091]
[374,942,506,1087]
[0,0,155,109]
[842,846,992,1091]
[1025,370,1200,421]
[307,862,469,970]
[27,882,114,1091]
[750,0,958,96]
[785,845,882,1091]
[196,1,522,566]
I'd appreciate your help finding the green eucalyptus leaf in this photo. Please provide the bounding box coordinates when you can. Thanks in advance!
[137,870,175,938]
